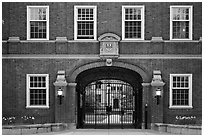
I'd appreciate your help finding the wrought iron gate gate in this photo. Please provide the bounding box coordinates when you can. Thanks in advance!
[80,80,137,129]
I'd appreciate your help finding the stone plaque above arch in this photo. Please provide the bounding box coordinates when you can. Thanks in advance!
[98,33,121,59]
[98,33,121,41]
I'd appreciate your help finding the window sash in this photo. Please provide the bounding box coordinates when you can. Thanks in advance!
[30,89,47,106]
[124,8,142,21]
[77,8,94,21]
[172,7,189,21]
[172,89,189,106]
[124,21,142,39]
[172,21,189,39]
[77,21,94,36]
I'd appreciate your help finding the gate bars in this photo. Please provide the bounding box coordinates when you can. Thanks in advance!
[83,79,136,129]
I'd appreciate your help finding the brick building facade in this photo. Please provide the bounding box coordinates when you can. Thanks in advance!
[2,2,202,129]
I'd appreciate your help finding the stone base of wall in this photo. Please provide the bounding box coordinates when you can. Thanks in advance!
[2,123,68,135]
[153,123,202,135]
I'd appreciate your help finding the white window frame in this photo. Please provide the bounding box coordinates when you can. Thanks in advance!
[122,5,145,40]
[170,5,193,40]
[26,74,49,108]
[169,74,193,109]
[74,5,97,41]
[27,6,49,40]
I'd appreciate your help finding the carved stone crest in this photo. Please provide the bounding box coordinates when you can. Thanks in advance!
[98,33,120,59]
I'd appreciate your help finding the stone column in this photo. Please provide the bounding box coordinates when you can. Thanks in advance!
[53,70,68,123]
[141,83,151,129]
[150,70,165,129]
[67,82,77,129]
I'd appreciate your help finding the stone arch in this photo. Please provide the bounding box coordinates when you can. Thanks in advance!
[68,61,151,83]
[73,61,150,129]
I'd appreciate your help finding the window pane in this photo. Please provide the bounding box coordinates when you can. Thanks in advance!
[125,21,141,38]
[30,89,46,105]
[125,8,141,20]
[172,75,190,88]
[172,7,189,20]
[29,76,46,88]
[30,21,47,39]
[30,8,47,20]
[78,8,94,20]
[77,21,94,39]
[173,21,189,39]
[172,89,189,106]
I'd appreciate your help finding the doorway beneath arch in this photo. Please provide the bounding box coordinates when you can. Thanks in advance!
[76,66,143,129]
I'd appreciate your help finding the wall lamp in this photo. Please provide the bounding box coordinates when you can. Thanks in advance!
[57,88,64,105]
[155,88,162,105]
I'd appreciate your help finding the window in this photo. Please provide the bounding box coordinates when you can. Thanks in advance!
[26,74,49,108]
[27,6,49,40]
[170,74,192,108]
[122,6,145,40]
[170,6,193,40]
[74,6,97,40]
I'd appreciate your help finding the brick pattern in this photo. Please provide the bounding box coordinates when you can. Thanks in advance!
[2,59,202,125]
[2,2,202,41]
[2,2,202,126]
[2,42,202,55]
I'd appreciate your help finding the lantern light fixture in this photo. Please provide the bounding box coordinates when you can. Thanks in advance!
[57,88,64,105]
[155,88,162,105]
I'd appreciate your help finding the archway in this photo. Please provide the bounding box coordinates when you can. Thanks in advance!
[75,66,144,129]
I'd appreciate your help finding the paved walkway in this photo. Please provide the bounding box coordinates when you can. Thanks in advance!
[40,129,175,135]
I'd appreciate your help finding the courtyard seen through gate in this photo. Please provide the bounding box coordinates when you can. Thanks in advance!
[83,80,136,128]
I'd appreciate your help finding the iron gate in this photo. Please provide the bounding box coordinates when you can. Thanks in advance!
[80,80,137,129]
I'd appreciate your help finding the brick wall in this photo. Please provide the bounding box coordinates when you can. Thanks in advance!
[2,59,202,124]
[2,41,202,55]
[2,2,202,40]
[2,2,202,126]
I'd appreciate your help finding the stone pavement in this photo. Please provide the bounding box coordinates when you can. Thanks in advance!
[39,129,175,135]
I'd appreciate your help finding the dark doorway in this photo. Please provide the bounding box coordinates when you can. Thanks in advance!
[76,66,143,129]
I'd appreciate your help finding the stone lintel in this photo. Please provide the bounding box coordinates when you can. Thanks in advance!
[142,83,151,86]
[8,37,20,42]
[68,83,77,87]
[53,82,68,87]
[151,82,165,87]
[55,37,68,43]
[151,37,164,42]
[58,70,65,75]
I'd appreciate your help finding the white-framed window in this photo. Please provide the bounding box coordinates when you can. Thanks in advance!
[169,74,193,109]
[74,6,97,40]
[170,6,193,40]
[122,6,145,40]
[26,74,49,108]
[27,6,49,40]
